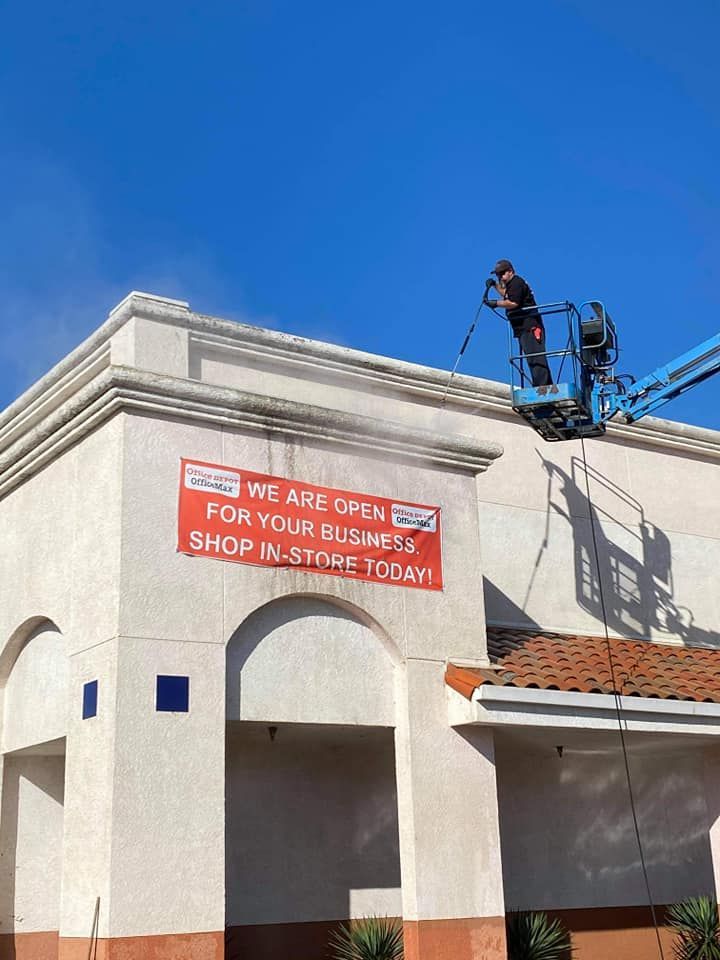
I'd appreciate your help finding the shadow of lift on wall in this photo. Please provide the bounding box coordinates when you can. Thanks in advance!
[513,450,719,648]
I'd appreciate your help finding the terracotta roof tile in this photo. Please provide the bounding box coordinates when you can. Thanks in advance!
[447,627,720,704]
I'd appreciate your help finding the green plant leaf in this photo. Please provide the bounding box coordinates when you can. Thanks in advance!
[329,916,404,960]
[506,910,572,960]
[667,896,720,960]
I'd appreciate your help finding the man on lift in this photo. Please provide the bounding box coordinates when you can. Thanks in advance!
[484,259,553,387]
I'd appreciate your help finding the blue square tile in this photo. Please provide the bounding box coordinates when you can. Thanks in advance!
[82,680,98,719]
[156,675,189,712]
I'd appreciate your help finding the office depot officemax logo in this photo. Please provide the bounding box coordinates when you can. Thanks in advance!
[183,463,241,499]
[391,503,437,532]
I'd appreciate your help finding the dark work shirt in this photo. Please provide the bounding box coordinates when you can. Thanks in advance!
[504,275,542,333]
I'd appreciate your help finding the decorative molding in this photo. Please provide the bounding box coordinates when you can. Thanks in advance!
[2,292,719,468]
[0,365,503,498]
[187,325,720,456]
[0,293,190,437]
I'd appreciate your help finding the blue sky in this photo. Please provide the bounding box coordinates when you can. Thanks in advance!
[1,0,719,430]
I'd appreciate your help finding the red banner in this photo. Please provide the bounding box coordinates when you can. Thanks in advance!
[177,459,443,591]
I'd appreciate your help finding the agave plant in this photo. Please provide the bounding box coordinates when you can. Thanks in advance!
[329,916,404,960]
[667,896,720,960]
[506,910,572,960]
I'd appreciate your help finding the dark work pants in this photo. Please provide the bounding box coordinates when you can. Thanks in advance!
[518,325,552,387]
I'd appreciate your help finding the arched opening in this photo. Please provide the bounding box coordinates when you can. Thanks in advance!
[0,619,68,957]
[225,595,401,960]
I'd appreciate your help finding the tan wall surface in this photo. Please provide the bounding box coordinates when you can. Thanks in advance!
[478,418,720,644]
[496,739,714,911]
[0,416,123,658]
[118,405,489,666]
[0,755,65,937]
[226,725,401,926]
[227,596,396,727]
[2,624,68,754]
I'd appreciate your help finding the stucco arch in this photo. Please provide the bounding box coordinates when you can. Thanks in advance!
[1,617,68,753]
[226,593,399,726]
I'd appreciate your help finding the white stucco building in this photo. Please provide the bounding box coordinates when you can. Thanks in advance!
[1,292,719,960]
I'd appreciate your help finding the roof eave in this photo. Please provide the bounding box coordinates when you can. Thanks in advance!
[447,683,720,737]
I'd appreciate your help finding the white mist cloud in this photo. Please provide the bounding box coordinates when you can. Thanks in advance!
[0,153,274,410]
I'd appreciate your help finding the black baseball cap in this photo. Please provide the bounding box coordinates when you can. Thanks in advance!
[493,259,514,276]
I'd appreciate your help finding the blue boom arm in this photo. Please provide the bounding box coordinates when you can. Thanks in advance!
[609,332,720,424]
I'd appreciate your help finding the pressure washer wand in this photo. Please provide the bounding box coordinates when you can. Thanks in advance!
[440,278,496,405]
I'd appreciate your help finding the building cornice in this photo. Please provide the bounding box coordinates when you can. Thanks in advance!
[0,364,502,499]
[2,292,720,470]
[0,293,190,439]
